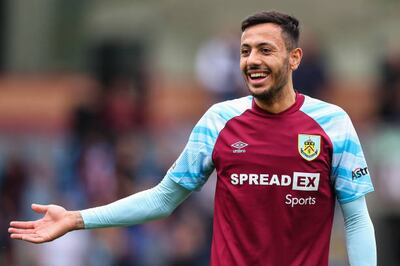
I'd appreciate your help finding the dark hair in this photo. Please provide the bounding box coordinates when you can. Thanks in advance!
[241,11,300,50]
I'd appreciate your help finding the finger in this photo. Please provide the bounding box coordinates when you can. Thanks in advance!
[8,227,35,234]
[9,221,35,229]
[31,204,49,214]
[10,233,45,244]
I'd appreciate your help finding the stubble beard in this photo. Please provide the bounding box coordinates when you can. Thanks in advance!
[248,58,290,105]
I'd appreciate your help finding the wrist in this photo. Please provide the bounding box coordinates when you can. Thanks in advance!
[67,211,85,230]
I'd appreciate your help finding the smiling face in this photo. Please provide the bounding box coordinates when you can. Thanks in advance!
[240,23,300,103]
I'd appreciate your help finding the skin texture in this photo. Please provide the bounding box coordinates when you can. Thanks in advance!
[240,23,302,113]
[8,204,84,243]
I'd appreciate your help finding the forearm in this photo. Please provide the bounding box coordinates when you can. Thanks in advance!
[80,176,191,228]
[340,196,376,266]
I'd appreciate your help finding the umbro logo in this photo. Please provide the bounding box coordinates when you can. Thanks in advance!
[231,141,248,153]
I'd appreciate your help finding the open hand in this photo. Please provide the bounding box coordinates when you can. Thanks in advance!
[8,204,84,243]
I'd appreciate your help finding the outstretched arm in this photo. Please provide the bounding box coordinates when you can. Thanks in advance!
[81,175,191,228]
[9,176,191,243]
[340,196,377,266]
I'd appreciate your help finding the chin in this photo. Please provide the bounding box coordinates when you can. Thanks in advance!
[249,84,285,102]
[251,92,271,101]
[248,86,271,97]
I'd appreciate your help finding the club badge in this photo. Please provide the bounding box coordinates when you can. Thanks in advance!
[298,134,321,161]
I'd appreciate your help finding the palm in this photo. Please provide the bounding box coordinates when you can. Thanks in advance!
[9,204,72,243]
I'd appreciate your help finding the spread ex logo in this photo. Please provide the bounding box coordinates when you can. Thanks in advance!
[292,172,320,191]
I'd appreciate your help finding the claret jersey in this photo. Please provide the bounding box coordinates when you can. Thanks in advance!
[166,92,374,266]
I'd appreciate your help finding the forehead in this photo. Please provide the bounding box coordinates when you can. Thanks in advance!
[241,23,285,49]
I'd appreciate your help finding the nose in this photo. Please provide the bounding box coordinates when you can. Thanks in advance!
[246,51,262,66]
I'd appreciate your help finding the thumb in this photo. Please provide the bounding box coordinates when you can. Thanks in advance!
[31,204,49,214]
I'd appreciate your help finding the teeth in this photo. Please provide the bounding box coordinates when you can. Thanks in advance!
[249,72,267,78]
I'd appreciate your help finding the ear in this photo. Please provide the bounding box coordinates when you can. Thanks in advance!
[289,48,303,71]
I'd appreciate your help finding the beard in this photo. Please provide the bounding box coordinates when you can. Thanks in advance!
[247,57,290,104]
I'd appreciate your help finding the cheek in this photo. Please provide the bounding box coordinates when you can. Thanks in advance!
[239,65,245,74]
[271,58,286,71]
[239,58,247,71]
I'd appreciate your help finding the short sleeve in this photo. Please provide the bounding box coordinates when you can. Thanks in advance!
[164,97,253,191]
[165,107,220,191]
[300,95,374,204]
[331,113,374,204]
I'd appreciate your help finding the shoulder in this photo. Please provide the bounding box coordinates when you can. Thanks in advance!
[206,96,253,120]
[191,96,253,138]
[300,95,360,151]
[300,94,352,131]
[300,95,347,115]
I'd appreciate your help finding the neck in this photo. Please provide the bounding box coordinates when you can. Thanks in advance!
[254,83,296,114]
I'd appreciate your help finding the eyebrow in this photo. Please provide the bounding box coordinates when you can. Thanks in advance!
[240,42,276,49]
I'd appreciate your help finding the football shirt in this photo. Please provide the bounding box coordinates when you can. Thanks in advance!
[166,92,374,266]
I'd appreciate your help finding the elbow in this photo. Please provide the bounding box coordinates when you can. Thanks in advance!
[157,206,175,219]
[345,213,373,232]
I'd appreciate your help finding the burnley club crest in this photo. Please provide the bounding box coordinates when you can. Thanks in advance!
[298,134,321,161]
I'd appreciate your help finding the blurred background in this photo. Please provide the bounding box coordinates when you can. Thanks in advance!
[0,0,399,265]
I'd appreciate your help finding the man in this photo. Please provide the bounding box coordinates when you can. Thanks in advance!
[9,11,376,265]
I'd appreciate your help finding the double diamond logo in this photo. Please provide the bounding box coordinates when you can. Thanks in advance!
[231,141,248,153]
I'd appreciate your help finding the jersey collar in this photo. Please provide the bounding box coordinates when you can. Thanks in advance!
[251,91,305,117]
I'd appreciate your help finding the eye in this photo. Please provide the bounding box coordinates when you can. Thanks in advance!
[261,48,271,55]
[240,48,250,57]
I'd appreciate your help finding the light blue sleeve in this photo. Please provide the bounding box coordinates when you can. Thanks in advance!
[164,107,219,191]
[340,196,377,266]
[300,96,374,204]
[80,176,191,228]
[330,112,374,203]
[166,96,252,191]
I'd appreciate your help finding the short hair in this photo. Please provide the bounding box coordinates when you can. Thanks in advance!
[241,11,300,51]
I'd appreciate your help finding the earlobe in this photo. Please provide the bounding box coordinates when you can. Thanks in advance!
[289,58,298,71]
[290,48,303,70]
[290,58,298,70]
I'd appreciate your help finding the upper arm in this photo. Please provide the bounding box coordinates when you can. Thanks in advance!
[165,98,253,191]
[329,112,374,203]
[165,106,220,191]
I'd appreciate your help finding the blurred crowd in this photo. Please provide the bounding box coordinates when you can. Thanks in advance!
[0,33,400,266]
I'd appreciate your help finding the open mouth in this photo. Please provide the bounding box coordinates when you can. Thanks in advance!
[247,70,271,84]
[249,72,268,80]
